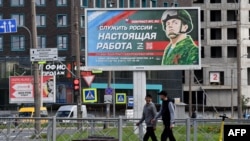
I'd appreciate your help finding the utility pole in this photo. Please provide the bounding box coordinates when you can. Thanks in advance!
[104,71,112,129]
[237,0,242,119]
[189,70,192,117]
[31,0,41,135]
[231,69,234,118]
[74,5,82,124]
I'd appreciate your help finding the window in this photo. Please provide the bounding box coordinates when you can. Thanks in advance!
[80,36,85,51]
[209,71,224,85]
[247,47,250,58]
[36,15,46,27]
[119,0,124,7]
[0,0,2,6]
[11,35,25,51]
[227,0,238,3]
[200,10,204,22]
[171,3,179,7]
[182,70,185,84]
[129,0,135,7]
[193,0,204,3]
[142,0,146,7]
[227,46,237,58]
[37,35,46,48]
[163,2,168,7]
[227,10,237,21]
[96,0,101,8]
[151,0,157,7]
[201,46,204,58]
[210,0,221,3]
[210,10,221,21]
[11,0,24,6]
[57,35,68,50]
[11,14,24,26]
[57,15,67,27]
[249,29,250,39]
[227,28,237,39]
[194,68,203,84]
[0,36,3,51]
[80,15,85,28]
[57,0,67,6]
[248,68,250,85]
[80,0,88,7]
[201,28,204,40]
[249,11,250,22]
[211,46,222,58]
[210,28,221,40]
[36,0,45,6]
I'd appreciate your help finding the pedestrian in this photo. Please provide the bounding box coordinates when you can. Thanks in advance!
[136,94,158,141]
[152,90,176,141]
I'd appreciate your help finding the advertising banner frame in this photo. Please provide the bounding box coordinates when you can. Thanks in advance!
[85,7,201,71]
[9,75,56,104]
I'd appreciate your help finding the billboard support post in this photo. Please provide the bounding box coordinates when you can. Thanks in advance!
[133,71,146,134]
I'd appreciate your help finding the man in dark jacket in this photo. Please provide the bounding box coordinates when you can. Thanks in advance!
[136,94,158,141]
[152,91,176,141]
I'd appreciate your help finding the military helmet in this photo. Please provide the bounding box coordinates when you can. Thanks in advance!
[161,9,193,33]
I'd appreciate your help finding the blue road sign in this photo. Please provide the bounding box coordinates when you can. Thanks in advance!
[127,96,134,107]
[0,19,17,33]
[105,87,113,95]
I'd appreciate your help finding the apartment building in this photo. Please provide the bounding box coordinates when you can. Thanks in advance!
[190,0,250,115]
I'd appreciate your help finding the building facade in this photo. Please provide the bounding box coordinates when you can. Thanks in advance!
[190,0,250,115]
[4,0,249,117]
[0,0,189,115]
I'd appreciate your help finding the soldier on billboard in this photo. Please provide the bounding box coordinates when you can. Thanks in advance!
[161,9,198,65]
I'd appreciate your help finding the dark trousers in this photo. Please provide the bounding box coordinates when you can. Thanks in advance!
[161,126,176,141]
[143,127,158,141]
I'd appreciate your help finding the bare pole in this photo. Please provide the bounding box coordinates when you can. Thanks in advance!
[189,70,192,117]
[31,0,41,135]
[231,69,234,118]
[237,0,242,119]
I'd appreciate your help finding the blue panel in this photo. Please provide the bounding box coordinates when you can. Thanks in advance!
[0,19,17,33]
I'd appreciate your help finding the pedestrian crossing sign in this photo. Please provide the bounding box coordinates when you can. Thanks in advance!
[83,88,97,103]
[116,93,126,104]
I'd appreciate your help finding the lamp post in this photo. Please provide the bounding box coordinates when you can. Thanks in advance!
[20,25,33,74]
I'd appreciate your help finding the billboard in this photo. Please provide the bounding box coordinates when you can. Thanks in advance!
[9,76,56,103]
[85,8,201,71]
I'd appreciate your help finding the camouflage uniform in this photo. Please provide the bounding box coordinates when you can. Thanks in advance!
[161,35,198,65]
[161,9,198,65]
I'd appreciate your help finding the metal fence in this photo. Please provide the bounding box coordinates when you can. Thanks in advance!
[0,116,249,141]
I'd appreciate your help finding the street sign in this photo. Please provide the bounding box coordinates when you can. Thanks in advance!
[83,88,97,103]
[127,96,134,107]
[104,95,112,103]
[83,75,95,87]
[116,93,126,104]
[0,19,17,33]
[30,48,58,61]
[105,87,113,95]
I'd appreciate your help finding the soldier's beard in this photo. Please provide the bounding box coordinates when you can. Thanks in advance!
[167,33,179,39]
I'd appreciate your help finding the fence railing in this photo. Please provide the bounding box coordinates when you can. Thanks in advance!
[0,117,249,141]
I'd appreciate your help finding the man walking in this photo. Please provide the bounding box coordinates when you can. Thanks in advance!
[152,91,176,141]
[136,94,158,141]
